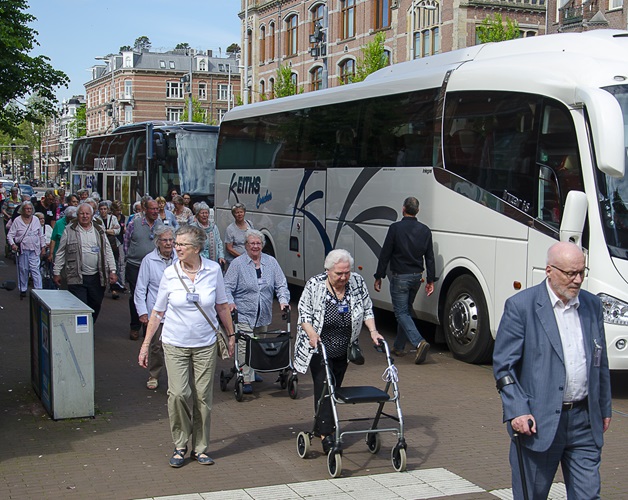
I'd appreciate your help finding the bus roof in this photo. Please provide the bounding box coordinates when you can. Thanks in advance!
[222,29,628,122]
[110,121,219,135]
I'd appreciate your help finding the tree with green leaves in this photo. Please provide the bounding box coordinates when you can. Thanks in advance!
[476,13,520,43]
[181,97,210,123]
[0,0,69,137]
[226,43,240,55]
[119,45,132,52]
[69,104,86,138]
[134,36,151,52]
[175,42,190,50]
[273,64,302,98]
[349,32,389,84]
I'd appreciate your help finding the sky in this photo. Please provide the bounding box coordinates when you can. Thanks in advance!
[27,0,242,101]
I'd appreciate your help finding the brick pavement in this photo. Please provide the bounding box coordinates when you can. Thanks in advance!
[0,245,627,500]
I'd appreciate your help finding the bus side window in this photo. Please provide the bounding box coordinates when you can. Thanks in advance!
[538,165,561,226]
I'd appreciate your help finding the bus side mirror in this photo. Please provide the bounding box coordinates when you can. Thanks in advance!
[560,190,588,247]
[576,87,625,178]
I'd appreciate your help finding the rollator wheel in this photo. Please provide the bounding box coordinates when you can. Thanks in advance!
[235,379,244,402]
[288,376,298,399]
[365,432,381,454]
[391,445,407,472]
[279,371,288,389]
[327,451,343,478]
[219,370,227,392]
[296,431,310,459]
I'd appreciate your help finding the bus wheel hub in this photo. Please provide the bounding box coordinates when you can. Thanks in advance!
[448,294,479,345]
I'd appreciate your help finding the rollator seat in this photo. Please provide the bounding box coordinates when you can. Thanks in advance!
[335,386,391,404]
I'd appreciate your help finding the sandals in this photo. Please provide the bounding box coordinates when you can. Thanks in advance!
[191,451,215,465]
[169,447,187,468]
[146,378,158,390]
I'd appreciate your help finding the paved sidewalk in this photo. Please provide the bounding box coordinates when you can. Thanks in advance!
[0,242,626,499]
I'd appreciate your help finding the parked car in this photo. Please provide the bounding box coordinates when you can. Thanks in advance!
[18,184,34,199]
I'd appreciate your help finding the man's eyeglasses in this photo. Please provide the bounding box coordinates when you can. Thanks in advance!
[550,265,589,280]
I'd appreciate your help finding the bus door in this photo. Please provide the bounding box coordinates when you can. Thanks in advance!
[102,172,137,214]
[303,170,328,282]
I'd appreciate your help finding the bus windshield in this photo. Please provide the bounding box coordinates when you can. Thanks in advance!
[176,131,218,197]
[599,85,628,259]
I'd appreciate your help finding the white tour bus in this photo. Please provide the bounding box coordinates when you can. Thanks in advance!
[215,30,628,368]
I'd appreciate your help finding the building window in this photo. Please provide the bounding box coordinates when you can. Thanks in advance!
[270,22,276,60]
[259,80,266,99]
[247,29,253,67]
[375,0,391,30]
[219,64,225,71]
[218,109,228,123]
[339,59,355,84]
[199,59,207,71]
[610,0,623,8]
[124,56,131,68]
[310,66,323,91]
[124,80,132,99]
[199,82,207,100]
[260,25,266,63]
[218,84,229,101]
[312,4,324,35]
[166,81,184,99]
[167,108,183,121]
[169,61,175,69]
[286,14,298,56]
[520,30,537,38]
[124,105,133,124]
[341,0,355,39]
[291,72,298,89]
[269,77,275,99]
[412,2,440,59]
[160,60,166,68]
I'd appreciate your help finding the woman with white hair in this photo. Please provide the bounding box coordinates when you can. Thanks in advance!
[191,202,225,268]
[7,201,46,299]
[294,248,384,453]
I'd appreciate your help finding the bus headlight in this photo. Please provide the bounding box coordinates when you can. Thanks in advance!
[598,293,628,325]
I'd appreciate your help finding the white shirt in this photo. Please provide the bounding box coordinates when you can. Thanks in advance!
[153,258,227,348]
[546,281,588,402]
[78,224,100,275]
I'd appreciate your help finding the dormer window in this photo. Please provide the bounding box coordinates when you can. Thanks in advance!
[160,60,166,68]
[169,61,175,69]
[199,59,206,71]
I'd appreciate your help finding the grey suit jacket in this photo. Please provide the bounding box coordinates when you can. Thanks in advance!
[493,280,612,452]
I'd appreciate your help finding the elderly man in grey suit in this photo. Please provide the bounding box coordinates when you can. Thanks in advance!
[493,241,611,499]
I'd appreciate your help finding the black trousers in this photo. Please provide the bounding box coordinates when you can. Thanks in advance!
[125,262,141,331]
[310,352,349,436]
[68,273,105,323]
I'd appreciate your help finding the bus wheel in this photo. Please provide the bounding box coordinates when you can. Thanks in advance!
[263,238,275,257]
[442,275,493,364]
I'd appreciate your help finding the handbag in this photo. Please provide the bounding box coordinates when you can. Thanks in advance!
[347,340,365,365]
[175,264,231,360]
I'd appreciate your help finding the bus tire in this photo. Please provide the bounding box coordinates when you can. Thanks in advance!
[263,238,275,257]
[442,275,493,364]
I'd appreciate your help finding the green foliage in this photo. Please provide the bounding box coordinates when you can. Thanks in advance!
[226,43,240,54]
[134,36,151,51]
[119,45,132,52]
[181,97,207,123]
[273,65,303,98]
[476,13,520,43]
[0,0,69,137]
[350,32,389,84]
[175,42,190,50]
[69,104,86,138]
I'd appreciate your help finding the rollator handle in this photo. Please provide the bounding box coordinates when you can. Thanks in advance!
[281,305,291,322]
[231,309,238,324]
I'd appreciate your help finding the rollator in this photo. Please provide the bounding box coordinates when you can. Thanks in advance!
[296,339,406,478]
[220,308,298,401]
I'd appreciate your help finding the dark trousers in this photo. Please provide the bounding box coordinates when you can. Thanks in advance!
[125,262,141,331]
[68,273,105,323]
[310,352,349,436]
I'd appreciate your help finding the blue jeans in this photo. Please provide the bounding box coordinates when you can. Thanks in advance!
[390,273,424,351]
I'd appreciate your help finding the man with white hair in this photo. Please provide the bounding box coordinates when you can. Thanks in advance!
[53,203,117,323]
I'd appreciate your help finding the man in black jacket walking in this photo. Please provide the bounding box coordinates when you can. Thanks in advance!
[374,197,435,364]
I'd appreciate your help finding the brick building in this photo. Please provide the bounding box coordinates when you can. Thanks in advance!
[547,0,624,34]
[239,0,546,103]
[84,49,241,136]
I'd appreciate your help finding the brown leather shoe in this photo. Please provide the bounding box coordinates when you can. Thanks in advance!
[414,340,430,365]
[129,330,139,341]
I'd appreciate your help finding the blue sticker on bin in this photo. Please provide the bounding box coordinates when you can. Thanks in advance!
[76,315,89,333]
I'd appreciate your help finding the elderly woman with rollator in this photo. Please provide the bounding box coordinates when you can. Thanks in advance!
[138,225,235,468]
[294,249,384,453]
[223,229,290,395]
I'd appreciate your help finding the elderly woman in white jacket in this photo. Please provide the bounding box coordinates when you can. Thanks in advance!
[294,249,383,454]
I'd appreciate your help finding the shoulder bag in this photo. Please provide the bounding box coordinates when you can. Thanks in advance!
[174,264,231,359]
